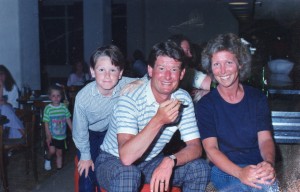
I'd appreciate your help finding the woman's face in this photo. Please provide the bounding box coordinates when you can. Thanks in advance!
[180,40,192,58]
[0,72,6,84]
[211,50,239,88]
[75,62,83,72]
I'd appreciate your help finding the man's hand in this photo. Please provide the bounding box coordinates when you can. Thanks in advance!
[77,159,94,178]
[155,99,181,125]
[120,80,144,95]
[150,157,174,192]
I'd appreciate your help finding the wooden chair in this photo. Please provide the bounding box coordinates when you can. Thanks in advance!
[0,110,38,192]
[74,156,181,192]
[0,116,9,191]
[33,100,48,151]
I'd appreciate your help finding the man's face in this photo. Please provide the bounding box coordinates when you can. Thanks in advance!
[90,56,123,96]
[148,56,185,101]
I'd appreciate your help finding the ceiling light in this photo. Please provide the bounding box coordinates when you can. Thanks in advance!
[229,2,249,5]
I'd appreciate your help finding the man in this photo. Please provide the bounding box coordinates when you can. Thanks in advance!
[95,41,210,192]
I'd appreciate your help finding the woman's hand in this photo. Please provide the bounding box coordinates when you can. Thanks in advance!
[238,165,263,189]
[255,161,276,184]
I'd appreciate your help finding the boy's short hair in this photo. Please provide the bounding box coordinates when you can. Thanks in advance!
[47,84,63,96]
[90,45,125,71]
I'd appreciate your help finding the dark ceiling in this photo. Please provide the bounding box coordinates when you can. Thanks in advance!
[226,0,300,27]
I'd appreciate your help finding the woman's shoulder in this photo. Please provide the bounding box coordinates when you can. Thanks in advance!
[243,84,265,98]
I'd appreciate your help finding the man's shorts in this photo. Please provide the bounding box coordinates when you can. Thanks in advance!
[50,138,67,150]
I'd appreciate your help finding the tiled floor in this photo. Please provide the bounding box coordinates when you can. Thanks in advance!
[3,139,76,192]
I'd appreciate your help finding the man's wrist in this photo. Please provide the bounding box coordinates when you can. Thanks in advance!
[168,154,177,167]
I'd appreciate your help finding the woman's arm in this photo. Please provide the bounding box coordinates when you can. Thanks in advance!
[203,137,263,189]
[256,130,276,183]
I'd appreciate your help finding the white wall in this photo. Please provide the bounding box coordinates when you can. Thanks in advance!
[0,0,40,90]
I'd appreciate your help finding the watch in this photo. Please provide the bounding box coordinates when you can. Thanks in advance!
[168,154,177,167]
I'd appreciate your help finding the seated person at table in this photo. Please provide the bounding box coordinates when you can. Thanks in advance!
[195,33,279,191]
[132,49,147,78]
[43,85,72,171]
[95,41,210,192]
[0,65,24,139]
[168,34,211,102]
[72,45,145,192]
[67,60,91,87]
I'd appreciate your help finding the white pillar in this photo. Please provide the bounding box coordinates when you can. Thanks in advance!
[0,0,40,90]
[83,0,112,64]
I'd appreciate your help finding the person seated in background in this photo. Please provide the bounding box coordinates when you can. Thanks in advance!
[132,49,147,78]
[95,41,210,192]
[195,33,279,191]
[168,34,211,102]
[0,65,24,139]
[72,45,146,192]
[67,60,91,87]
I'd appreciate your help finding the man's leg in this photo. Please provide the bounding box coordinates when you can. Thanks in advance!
[95,151,141,192]
[141,156,210,192]
[172,158,210,191]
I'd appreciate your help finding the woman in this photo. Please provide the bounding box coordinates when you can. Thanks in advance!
[195,33,279,191]
[168,34,211,102]
[67,60,91,86]
[0,65,24,139]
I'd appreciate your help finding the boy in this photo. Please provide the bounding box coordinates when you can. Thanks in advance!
[72,45,144,191]
[43,85,72,171]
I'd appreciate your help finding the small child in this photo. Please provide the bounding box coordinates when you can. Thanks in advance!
[43,85,72,171]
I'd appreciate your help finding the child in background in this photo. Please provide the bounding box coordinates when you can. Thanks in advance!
[43,85,72,171]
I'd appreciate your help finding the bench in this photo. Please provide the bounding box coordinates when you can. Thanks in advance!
[272,111,300,144]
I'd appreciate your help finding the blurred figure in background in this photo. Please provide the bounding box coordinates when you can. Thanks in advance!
[132,49,147,78]
[168,34,211,102]
[0,65,24,139]
[67,60,91,87]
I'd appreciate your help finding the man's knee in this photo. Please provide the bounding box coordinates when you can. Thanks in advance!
[97,163,141,190]
[186,158,211,179]
[116,165,141,181]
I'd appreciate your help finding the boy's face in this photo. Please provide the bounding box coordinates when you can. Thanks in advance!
[90,56,123,96]
[49,90,62,106]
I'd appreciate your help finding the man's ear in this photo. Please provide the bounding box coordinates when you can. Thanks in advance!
[148,65,153,78]
[90,67,95,78]
[180,68,186,80]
